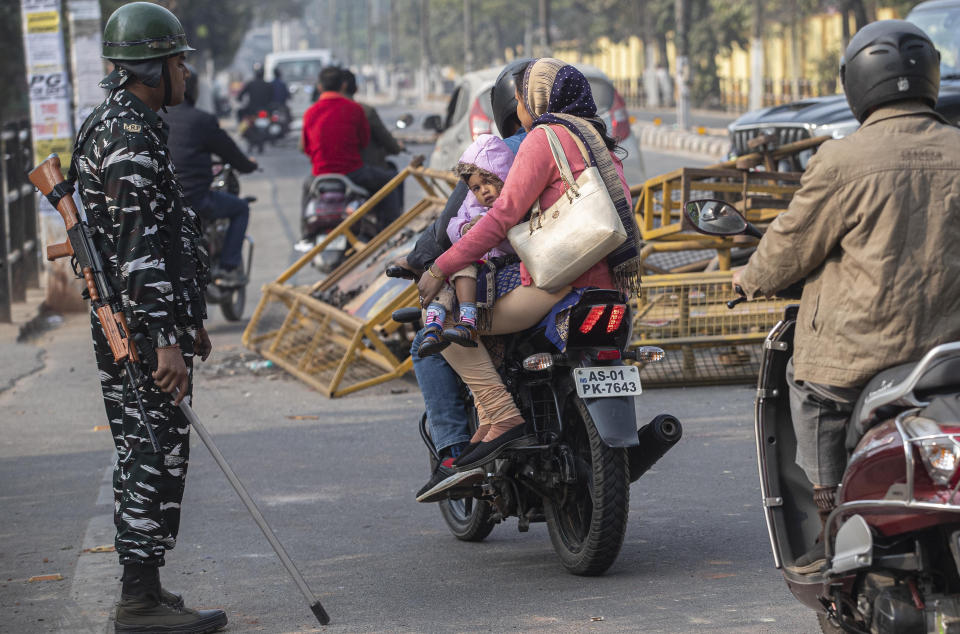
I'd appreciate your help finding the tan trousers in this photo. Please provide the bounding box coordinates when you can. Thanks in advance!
[441,284,571,426]
[436,265,478,311]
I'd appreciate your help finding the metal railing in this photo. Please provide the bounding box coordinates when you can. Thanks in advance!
[0,119,40,323]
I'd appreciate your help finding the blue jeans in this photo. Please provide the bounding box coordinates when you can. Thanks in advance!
[411,327,470,454]
[191,190,250,270]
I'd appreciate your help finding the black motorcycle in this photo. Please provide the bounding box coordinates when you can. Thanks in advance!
[392,289,683,575]
[206,163,255,321]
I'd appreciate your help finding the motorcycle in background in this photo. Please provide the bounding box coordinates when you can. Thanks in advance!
[390,288,683,576]
[683,198,960,633]
[241,110,271,154]
[206,163,255,321]
[294,174,376,273]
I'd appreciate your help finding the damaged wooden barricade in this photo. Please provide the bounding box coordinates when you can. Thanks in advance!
[242,161,458,397]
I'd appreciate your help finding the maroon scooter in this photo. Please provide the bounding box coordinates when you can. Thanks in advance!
[684,199,960,634]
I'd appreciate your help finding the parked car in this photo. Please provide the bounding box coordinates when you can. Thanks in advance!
[425,64,645,183]
[264,49,335,129]
[727,0,960,170]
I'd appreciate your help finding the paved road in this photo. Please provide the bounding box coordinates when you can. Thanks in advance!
[0,133,816,633]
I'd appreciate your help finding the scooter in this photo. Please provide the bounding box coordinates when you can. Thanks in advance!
[684,198,960,633]
[205,163,255,321]
[294,174,375,273]
[391,289,683,576]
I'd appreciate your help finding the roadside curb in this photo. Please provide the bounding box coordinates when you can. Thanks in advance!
[632,122,729,160]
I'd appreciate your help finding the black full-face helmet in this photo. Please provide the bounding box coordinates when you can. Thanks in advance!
[840,19,941,122]
[490,58,533,137]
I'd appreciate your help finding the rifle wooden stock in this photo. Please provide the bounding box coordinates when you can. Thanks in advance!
[46,240,74,261]
[28,154,80,231]
[29,153,140,365]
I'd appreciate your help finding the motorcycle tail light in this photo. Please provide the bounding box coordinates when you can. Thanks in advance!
[257,110,268,118]
[523,353,554,371]
[271,114,280,122]
[606,304,626,332]
[469,97,492,140]
[904,417,960,485]
[596,349,621,361]
[578,305,606,334]
[610,90,631,142]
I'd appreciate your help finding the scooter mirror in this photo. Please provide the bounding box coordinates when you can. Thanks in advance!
[683,199,748,236]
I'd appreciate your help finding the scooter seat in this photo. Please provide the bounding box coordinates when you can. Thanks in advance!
[847,343,960,448]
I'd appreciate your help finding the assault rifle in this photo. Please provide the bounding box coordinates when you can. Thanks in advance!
[29,154,160,453]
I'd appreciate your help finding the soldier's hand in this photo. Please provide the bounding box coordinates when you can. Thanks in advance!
[195,328,212,362]
[153,346,190,405]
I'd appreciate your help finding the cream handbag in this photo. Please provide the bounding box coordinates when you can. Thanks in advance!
[507,125,627,293]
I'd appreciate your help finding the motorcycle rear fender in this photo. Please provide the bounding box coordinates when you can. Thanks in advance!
[556,359,639,448]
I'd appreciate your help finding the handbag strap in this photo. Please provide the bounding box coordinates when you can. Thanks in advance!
[527,125,591,234]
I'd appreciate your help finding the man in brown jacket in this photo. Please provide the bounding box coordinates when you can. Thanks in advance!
[734,20,960,571]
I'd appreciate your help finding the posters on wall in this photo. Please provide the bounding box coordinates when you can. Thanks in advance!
[21,0,74,166]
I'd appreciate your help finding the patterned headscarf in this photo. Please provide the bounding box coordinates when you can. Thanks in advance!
[520,58,642,295]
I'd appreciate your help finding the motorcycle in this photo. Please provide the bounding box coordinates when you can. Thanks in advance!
[390,287,683,575]
[683,198,960,633]
[265,102,290,142]
[205,163,255,321]
[294,174,375,273]
[241,110,271,154]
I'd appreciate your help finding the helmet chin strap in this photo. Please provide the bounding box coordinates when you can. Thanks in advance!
[160,58,172,112]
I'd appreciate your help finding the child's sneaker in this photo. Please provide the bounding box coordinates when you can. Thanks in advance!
[418,325,450,357]
[442,322,479,348]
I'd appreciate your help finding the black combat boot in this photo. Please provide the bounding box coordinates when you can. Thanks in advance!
[115,563,227,633]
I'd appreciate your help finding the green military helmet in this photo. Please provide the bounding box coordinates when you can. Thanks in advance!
[102,2,194,61]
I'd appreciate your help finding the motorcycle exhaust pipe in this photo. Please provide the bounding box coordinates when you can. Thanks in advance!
[628,414,683,483]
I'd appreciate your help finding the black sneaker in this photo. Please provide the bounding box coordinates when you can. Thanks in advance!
[213,266,246,288]
[416,467,484,503]
[416,460,456,500]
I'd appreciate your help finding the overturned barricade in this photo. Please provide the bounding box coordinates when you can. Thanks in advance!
[242,161,458,397]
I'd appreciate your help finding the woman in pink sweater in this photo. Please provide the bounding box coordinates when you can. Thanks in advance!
[417,58,643,469]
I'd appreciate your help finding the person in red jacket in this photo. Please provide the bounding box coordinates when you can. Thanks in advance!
[301,66,401,230]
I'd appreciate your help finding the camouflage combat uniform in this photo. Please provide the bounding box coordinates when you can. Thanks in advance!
[73,72,208,566]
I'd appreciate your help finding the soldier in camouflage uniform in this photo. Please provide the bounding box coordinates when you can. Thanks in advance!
[72,3,226,632]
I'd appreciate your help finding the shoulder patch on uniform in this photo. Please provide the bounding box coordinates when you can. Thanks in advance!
[123,123,142,133]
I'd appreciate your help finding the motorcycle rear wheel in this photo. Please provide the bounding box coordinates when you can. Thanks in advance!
[544,397,629,576]
[220,285,246,321]
[438,495,495,542]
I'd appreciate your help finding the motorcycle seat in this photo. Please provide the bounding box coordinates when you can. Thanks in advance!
[848,342,960,447]
[309,174,369,198]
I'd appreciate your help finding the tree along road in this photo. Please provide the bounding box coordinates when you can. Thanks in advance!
[0,134,816,633]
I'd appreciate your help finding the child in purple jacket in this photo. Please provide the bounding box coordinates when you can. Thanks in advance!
[419,134,515,356]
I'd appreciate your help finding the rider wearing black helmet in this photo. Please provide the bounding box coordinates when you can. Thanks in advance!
[238,62,272,120]
[734,20,960,574]
[163,64,258,286]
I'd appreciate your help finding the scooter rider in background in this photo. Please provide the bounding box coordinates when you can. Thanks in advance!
[237,63,272,121]
[732,20,960,573]
[340,69,405,171]
[164,65,258,287]
[73,3,226,631]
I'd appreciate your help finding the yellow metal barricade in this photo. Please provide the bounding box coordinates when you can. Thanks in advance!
[242,162,458,397]
[632,271,792,386]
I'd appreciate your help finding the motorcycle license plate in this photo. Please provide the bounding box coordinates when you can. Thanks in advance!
[573,366,642,398]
